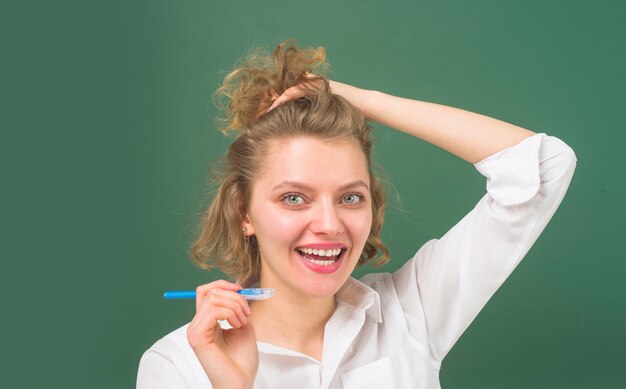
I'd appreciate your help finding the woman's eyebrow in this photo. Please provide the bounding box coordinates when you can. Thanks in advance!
[271,180,370,192]
[339,180,370,191]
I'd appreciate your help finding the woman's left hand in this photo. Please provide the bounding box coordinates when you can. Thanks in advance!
[263,73,321,114]
[262,73,374,120]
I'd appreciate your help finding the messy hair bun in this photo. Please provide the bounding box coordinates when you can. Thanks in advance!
[192,39,389,285]
[214,38,329,134]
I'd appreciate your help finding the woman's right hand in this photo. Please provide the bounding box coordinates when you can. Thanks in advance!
[187,280,258,389]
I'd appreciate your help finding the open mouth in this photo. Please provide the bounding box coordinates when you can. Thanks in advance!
[295,247,346,267]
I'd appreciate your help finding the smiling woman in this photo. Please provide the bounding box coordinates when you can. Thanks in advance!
[136,39,577,389]
[189,43,388,292]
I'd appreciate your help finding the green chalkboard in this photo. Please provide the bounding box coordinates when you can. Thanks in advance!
[4,1,624,387]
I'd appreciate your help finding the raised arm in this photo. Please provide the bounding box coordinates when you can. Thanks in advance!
[331,80,577,362]
[329,80,536,164]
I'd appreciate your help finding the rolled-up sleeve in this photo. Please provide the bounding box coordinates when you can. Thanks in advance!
[391,133,577,362]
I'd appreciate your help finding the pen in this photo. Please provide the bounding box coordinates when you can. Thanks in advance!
[163,288,275,300]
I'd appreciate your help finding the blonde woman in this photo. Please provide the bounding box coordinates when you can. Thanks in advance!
[137,40,577,388]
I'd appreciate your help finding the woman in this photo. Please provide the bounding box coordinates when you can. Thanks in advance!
[137,40,577,388]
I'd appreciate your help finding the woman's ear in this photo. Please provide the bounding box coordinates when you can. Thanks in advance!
[238,197,254,236]
[242,213,255,236]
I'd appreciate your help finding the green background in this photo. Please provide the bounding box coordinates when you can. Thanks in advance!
[4,0,624,387]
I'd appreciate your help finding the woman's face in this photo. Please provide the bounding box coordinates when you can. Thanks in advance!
[243,136,373,299]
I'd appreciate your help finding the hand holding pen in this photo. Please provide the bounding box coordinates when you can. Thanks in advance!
[184,280,261,389]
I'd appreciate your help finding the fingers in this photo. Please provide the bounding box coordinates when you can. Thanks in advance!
[266,86,302,113]
[262,74,324,116]
[187,280,253,350]
[205,289,251,327]
[195,280,241,311]
[195,280,251,329]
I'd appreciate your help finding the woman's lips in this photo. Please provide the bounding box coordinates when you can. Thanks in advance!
[295,248,344,274]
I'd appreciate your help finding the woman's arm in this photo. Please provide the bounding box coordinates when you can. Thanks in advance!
[390,134,576,360]
[330,80,536,164]
[332,80,577,361]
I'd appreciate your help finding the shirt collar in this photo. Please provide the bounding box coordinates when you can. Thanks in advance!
[335,277,382,323]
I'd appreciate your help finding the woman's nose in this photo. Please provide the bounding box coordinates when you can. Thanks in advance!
[311,200,344,236]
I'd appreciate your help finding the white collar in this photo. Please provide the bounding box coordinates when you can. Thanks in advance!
[334,276,382,323]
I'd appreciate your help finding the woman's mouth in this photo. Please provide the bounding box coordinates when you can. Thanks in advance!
[295,246,346,274]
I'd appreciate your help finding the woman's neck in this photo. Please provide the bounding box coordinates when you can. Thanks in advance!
[249,287,336,361]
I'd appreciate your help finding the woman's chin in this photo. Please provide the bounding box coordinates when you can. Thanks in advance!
[294,275,349,299]
[292,251,356,296]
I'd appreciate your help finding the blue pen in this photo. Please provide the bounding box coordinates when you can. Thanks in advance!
[163,288,275,301]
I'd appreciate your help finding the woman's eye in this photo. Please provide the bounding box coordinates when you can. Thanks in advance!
[342,193,362,204]
[283,194,304,206]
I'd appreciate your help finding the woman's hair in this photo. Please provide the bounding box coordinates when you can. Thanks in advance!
[190,39,389,285]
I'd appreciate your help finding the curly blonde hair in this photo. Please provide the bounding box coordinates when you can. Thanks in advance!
[190,39,389,285]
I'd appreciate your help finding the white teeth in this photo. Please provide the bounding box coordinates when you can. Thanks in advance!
[297,247,344,266]
[298,248,342,257]
[308,259,336,266]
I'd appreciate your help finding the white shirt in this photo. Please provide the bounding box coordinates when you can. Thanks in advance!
[137,133,577,389]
